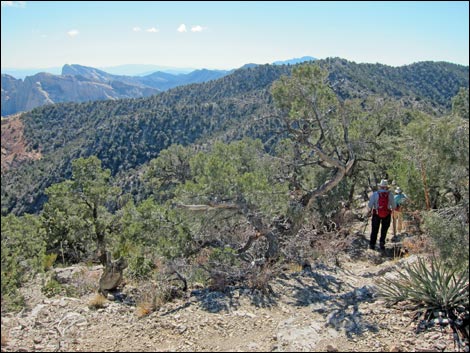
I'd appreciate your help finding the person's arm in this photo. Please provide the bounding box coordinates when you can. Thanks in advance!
[389,191,396,209]
[367,192,376,214]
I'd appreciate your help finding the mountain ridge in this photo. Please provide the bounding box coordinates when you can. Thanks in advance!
[1,64,231,116]
[1,58,468,215]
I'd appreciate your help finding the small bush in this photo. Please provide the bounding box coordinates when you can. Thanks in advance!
[88,293,107,309]
[43,253,58,270]
[1,291,25,313]
[135,301,153,317]
[41,278,64,298]
[247,266,275,294]
[423,210,469,268]
[1,214,46,312]
[126,254,155,280]
[209,272,231,292]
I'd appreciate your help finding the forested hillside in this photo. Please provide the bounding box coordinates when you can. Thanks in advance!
[318,59,468,109]
[1,59,468,216]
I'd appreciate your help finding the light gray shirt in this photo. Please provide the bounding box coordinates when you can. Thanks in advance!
[368,189,396,211]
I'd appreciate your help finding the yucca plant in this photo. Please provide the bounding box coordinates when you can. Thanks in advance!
[378,256,468,309]
[377,256,469,348]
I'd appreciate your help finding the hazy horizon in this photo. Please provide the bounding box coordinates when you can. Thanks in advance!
[1,56,317,78]
[2,1,469,72]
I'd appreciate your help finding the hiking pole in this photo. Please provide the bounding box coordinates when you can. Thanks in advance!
[362,212,369,234]
[362,217,369,235]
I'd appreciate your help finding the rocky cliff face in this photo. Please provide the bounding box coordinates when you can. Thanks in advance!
[1,74,22,116]
[2,64,231,116]
[1,71,160,116]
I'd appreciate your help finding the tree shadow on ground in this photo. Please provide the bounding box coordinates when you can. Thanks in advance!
[275,264,380,338]
[182,261,380,339]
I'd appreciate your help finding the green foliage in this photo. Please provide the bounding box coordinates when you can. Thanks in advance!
[144,144,193,202]
[42,181,94,263]
[272,65,340,152]
[319,59,468,111]
[126,253,155,280]
[451,87,469,119]
[41,278,65,298]
[41,278,77,298]
[378,256,469,311]
[423,210,469,268]
[2,64,290,216]
[177,138,288,217]
[42,253,58,271]
[42,156,121,263]
[1,213,46,311]
[389,103,469,210]
[117,198,193,260]
[208,247,240,267]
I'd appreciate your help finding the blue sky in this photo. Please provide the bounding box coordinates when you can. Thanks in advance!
[1,1,469,70]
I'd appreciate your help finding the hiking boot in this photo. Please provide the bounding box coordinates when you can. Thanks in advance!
[379,244,385,251]
[369,244,376,250]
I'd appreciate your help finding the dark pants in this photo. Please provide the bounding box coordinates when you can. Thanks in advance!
[370,213,391,249]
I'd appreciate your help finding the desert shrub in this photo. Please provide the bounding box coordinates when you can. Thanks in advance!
[126,253,155,280]
[41,277,77,298]
[247,265,276,294]
[1,214,46,312]
[43,253,58,270]
[423,208,469,268]
[41,278,65,298]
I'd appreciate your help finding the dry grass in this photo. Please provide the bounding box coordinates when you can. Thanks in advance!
[286,262,303,273]
[402,235,433,255]
[247,265,276,294]
[135,301,153,318]
[1,332,8,347]
[88,293,107,309]
[209,272,230,292]
[193,248,212,266]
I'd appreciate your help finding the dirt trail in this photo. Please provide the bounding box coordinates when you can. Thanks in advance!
[1,231,460,352]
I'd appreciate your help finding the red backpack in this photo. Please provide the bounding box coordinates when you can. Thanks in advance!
[376,191,391,218]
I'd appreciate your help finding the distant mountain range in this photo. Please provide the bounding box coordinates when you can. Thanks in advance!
[1,56,317,116]
[0,65,195,79]
[1,64,230,116]
[272,56,316,65]
[1,57,316,79]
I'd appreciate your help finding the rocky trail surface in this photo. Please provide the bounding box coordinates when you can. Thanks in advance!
[1,231,462,352]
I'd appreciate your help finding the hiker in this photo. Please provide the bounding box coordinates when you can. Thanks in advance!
[367,179,396,250]
[392,187,408,236]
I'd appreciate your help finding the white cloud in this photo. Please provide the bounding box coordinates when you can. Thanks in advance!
[1,1,26,7]
[146,27,159,33]
[191,25,203,33]
[177,24,187,33]
[132,27,142,32]
[67,29,79,37]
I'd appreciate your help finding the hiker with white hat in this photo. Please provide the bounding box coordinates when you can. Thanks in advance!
[367,179,396,250]
[392,187,408,236]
